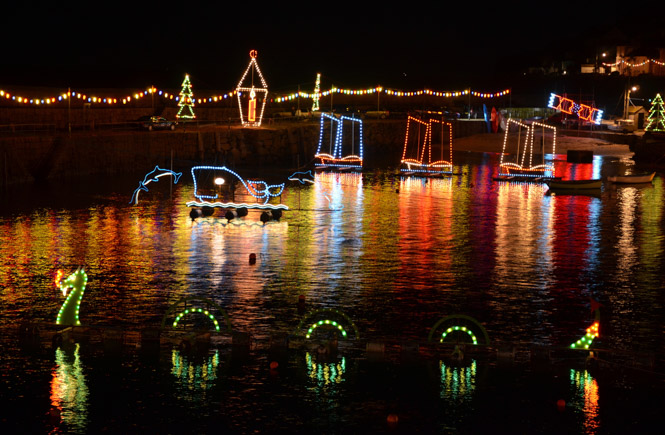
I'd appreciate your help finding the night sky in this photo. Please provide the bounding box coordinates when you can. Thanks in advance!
[1,2,661,94]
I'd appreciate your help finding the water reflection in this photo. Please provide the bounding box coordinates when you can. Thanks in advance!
[569,369,600,433]
[0,152,663,362]
[305,351,346,388]
[170,349,220,398]
[439,359,476,402]
[50,344,89,433]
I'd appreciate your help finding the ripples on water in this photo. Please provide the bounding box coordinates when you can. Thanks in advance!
[1,151,663,432]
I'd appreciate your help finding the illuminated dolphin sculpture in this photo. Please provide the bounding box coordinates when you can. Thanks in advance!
[130,165,183,205]
[287,170,316,185]
[56,268,88,326]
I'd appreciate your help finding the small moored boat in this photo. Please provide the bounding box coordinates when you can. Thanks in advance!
[607,172,655,184]
[545,179,602,190]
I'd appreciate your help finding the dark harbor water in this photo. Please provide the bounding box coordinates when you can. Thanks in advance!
[1,149,664,433]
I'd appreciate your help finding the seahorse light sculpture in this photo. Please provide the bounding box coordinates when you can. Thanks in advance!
[56,268,88,326]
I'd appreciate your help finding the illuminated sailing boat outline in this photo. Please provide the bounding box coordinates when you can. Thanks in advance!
[314,112,364,170]
[498,119,556,178]
[400,114,454,175]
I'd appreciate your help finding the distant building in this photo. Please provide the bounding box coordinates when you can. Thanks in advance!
[609,46,665,76]
[626,105,648,129]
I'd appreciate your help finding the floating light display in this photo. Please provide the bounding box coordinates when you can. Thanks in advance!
[312,73,321,112]
[498,119,556,178]
[428,314,490,345]
[287,170,316,184]
[645,93,665,132]
[236,50,268,127]
[439,326,478,345]
[570,321,599,349]
[305,319,348,339]
[176,74,196,120]
[295,308,359,340]
[130,165,182,205]
[172,307,221,332]
[400,115,453,175]
[189,165,286,207]
[548,93,603,125]
[315,113,364,170]
[56,268,88,326]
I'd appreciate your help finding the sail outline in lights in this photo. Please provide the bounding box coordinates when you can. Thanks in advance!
[400,114,453,175]
[498,119,557,178]
[314,112,364,170]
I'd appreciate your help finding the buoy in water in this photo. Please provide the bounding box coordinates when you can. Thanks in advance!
[249,253,256,264]
[269,361,279,370]
[237,207,248,218]
[260,211,272,223]
[271,209,282,220]
[225,210,238,221]
[189,208,202,220]
[202,206,215,217]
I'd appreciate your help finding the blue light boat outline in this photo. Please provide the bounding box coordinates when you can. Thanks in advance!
[314,112,364,171]
[187,165,288,210]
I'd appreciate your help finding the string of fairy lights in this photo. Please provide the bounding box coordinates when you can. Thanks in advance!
[602,58,665,68]
[0,85,510,107]
[4,54,665,108]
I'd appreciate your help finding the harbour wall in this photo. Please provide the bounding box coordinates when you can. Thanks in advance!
[0,119,488,186]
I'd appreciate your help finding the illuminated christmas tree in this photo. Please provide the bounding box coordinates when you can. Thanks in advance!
[176,74,196,120]
[645,93,665,132]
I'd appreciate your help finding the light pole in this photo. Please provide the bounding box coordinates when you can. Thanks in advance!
[624,85,638,120]
[596,52,606,74]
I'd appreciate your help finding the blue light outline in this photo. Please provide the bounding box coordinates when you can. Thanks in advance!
[190,165,285,205]
[130,165,182,205]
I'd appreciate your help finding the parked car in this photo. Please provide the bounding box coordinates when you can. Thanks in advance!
[137,116,176,131]
[606,119,636,133]
[364,110,390,119]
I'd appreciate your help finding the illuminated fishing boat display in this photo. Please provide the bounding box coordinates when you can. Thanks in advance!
[186,166,287,221]
[497,119,557,181]
[400,113,453,176]
[314,112,363,171]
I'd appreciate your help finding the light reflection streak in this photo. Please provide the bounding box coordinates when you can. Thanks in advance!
[171,349,220,395]
[311,173,364,292]
[440,359,476,402]
[616,188,638,280]
[305,351,346,388]
[50,344,89,433]
[637,177,664,285]
[570,369,600,433]
[397,176,454,291]
[494,181,553,291]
